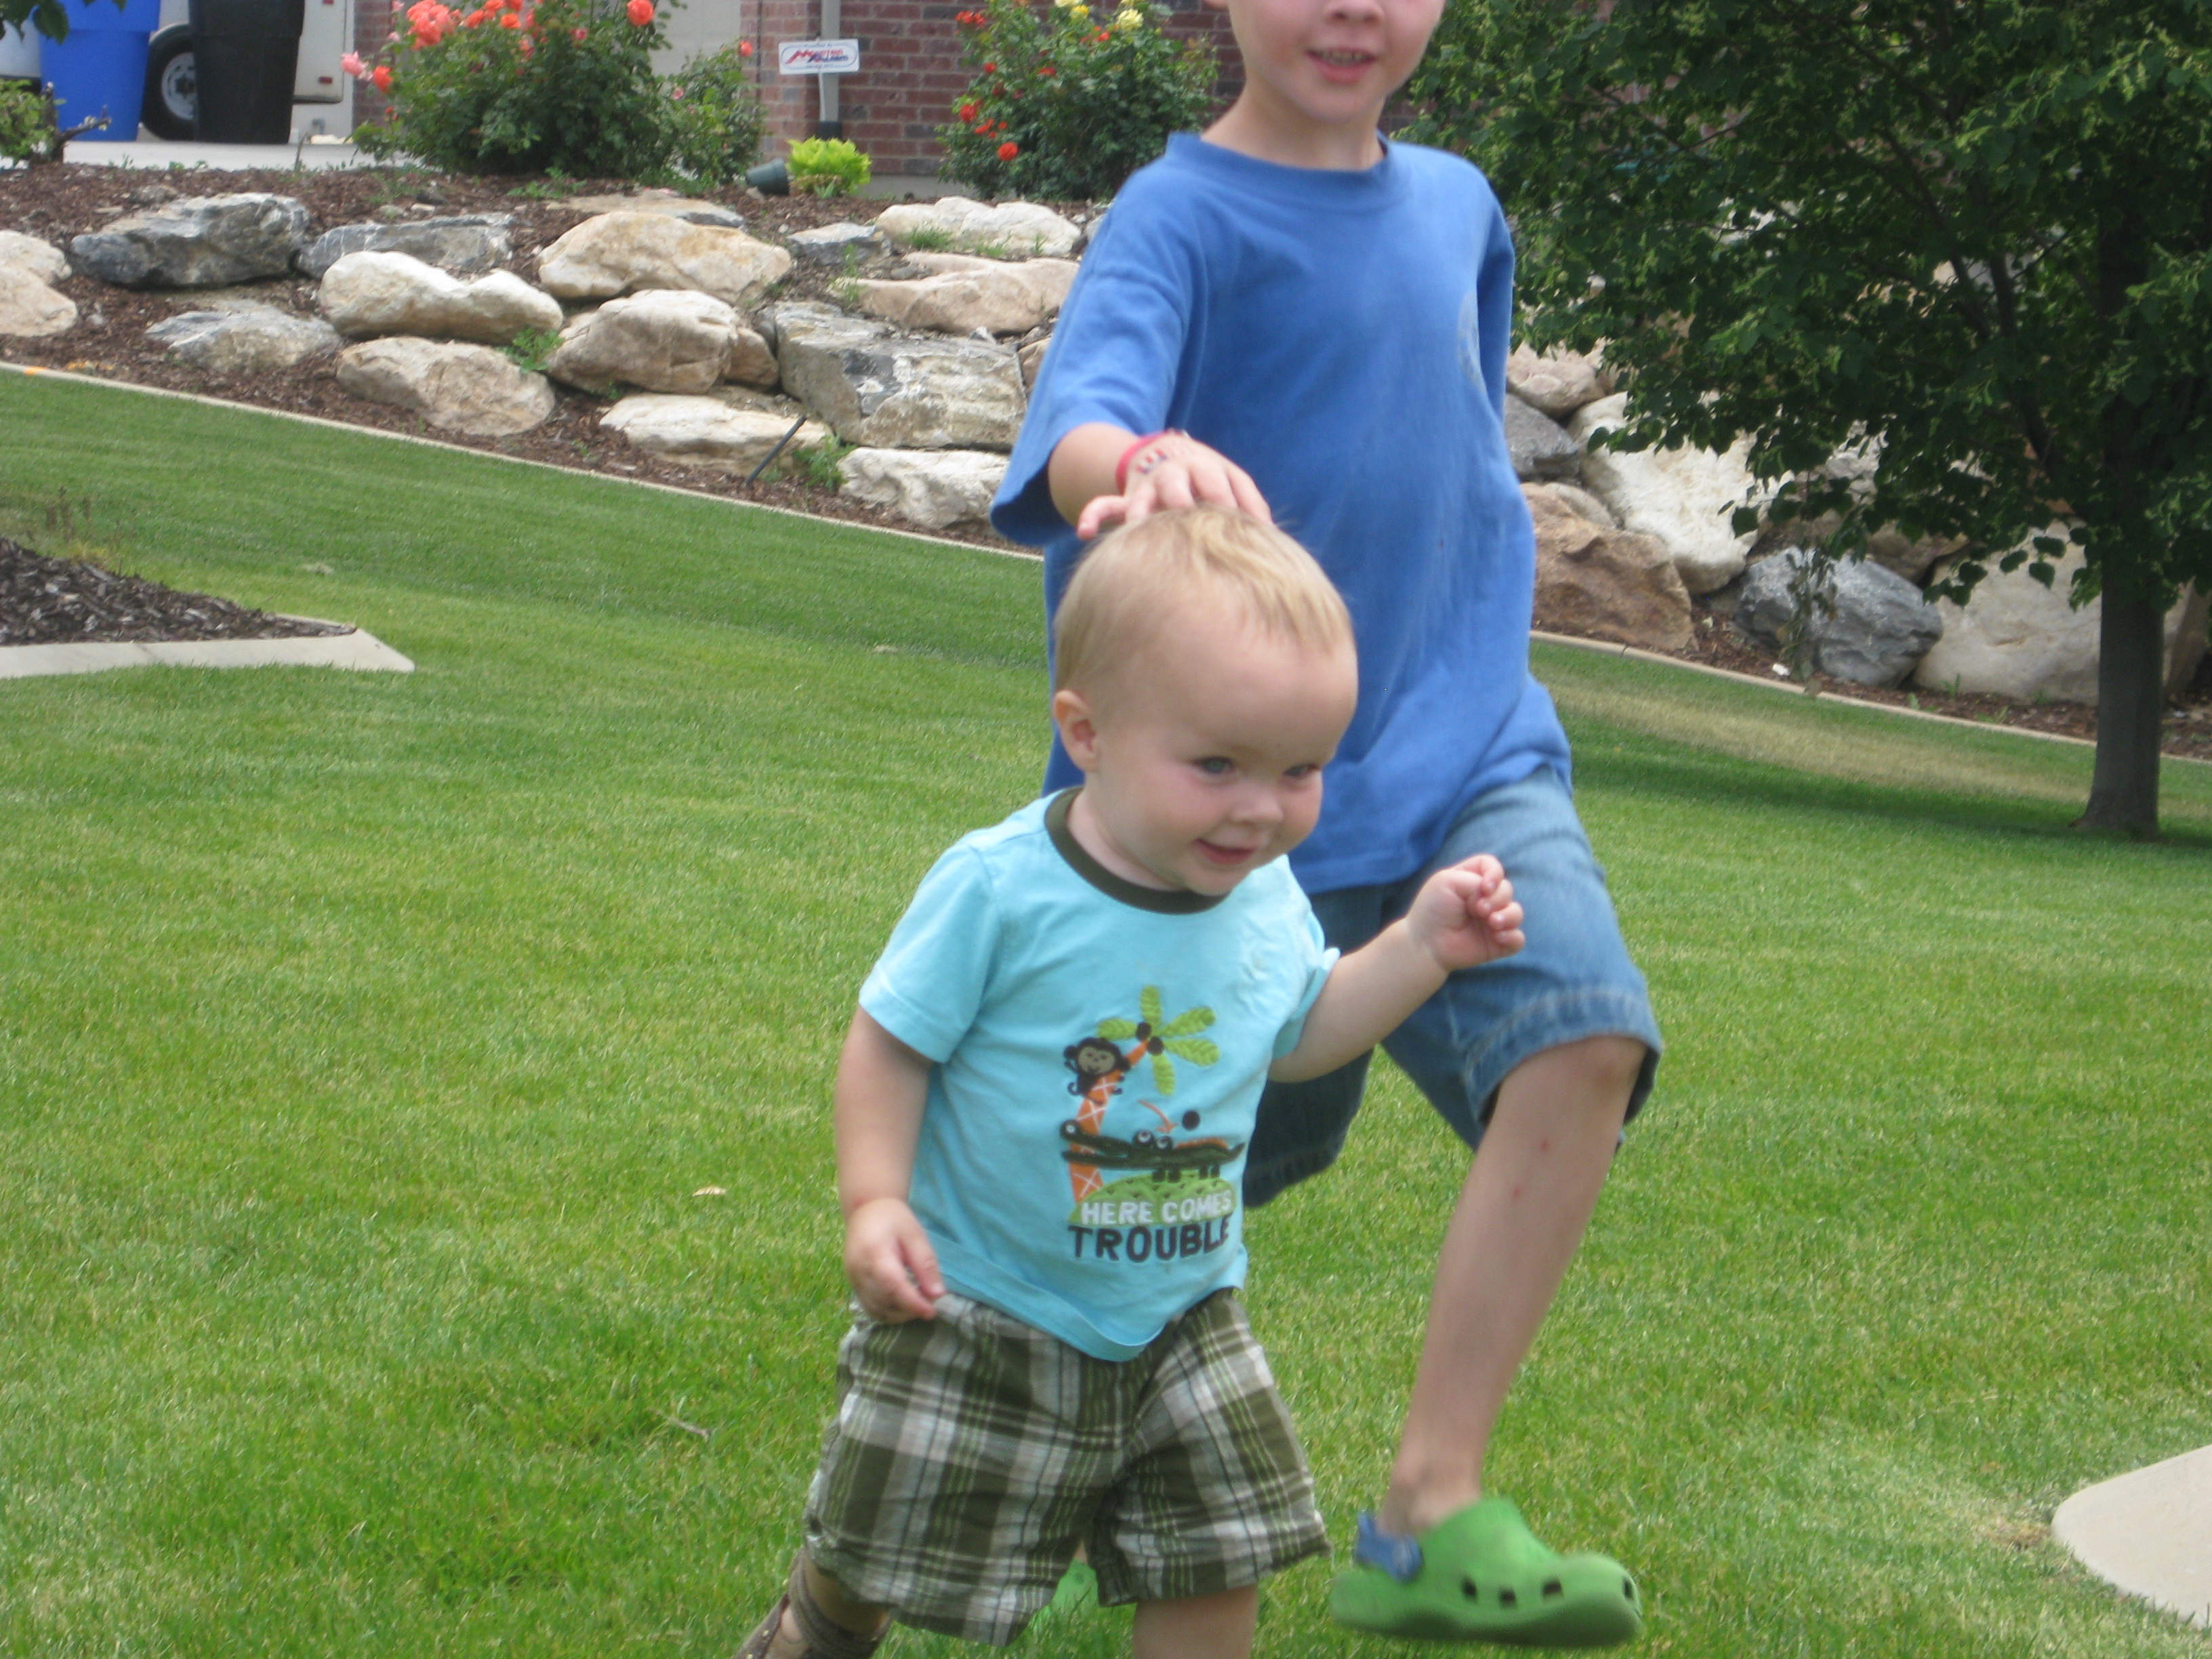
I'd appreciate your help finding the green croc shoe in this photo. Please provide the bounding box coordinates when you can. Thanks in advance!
[1329,1500,1643,1647]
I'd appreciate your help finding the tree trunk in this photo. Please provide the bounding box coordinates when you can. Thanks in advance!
[2078,592,2165,838]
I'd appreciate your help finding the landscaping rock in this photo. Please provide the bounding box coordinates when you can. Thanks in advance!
[68,193,310,289]
[1866,525,1961,583]
[536,211,791,309]
[1019,335,1048,390]
[789,221,889,265]
[146,304,342,373]
[855,255,1077,337]
[320,251,563,346]
[840,447,1008,531]
[545,289,740,394]
[1736,547,1944,687]
[0,229,68,287]
[1525,479,1616,528]
[1914,542,2207,703]
[1507,343,1610,419]
[767,302,1025,451]
[1526,484,1692,652]
[333,337,555,436]
[726,321,779,389]
[599,394,827,475]
[560,191,745,227]
[875,197,1081,258]
[297,213,515,279]
[0,266,76,339]
[1505,393,1580,482]
[1570,392,1771,594]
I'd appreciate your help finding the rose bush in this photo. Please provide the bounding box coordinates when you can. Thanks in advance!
[939,0,1216,200]
[352,0,760,182]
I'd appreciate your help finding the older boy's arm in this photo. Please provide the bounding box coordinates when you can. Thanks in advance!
[835,1008,947,1322]
[1271,857,1525,1082]
[1048,422,1274,538]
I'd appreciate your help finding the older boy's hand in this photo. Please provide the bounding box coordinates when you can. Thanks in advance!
[1073,434,1274,539]
[844,1196,945,1322]
[1406,855,1525,973]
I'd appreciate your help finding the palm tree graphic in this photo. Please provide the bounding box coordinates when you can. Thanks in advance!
[1067,987,1220,1200]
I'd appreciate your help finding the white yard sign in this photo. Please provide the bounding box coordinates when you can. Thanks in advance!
[777,38,861,75]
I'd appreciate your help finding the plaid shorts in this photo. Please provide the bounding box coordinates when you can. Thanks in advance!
[801,1288,1330,1645]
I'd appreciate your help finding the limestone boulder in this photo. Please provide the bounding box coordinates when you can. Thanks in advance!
[334,338,555,436]
[840,447,1008,531]
[0,230,68,287]
[789,221,890,265]
[69,193,310,288]
[320,251,562,346]
[297,214,515,279]
[1526,479,1616,529]
[1505,393,1580,483]
[1914,541,2208,703]
[1736,548,1944,687]
[726,321,779,388]
[875,197,1081,259]
[146,304,342,373]
[1570,393,1771,594]
[600,394,828,475]
[546,289,739,394]
[855,255,1077,337]
[536,211,791,309]
[0,266,76,339]
[1526,484,1692,653]
[1019,335,1048,390]
[767,302,1025,451]
[560,191,745,227]
[1507,343,1610,419]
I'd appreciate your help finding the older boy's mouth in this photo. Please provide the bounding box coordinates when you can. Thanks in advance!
[1310,47,1376,75]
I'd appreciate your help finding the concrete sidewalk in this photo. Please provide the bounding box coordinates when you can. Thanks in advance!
[2051,1443,2211,1629]
[54,136,384,169]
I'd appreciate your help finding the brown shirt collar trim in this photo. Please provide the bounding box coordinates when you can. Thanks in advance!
[1044,788,1223,914]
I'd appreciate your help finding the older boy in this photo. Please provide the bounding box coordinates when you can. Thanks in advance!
[989,0,1660,1643]
[741,510,1527,1659]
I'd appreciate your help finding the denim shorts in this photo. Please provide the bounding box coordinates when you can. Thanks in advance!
[1244,765,1662,1208]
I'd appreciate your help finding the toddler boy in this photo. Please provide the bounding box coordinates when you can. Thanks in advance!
[740,508,1525,1659]
[989,0,1660,1643]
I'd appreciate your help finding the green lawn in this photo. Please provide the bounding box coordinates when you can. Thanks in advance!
[2,373,2208,1659]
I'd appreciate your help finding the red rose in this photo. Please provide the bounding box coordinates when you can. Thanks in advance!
[737,37,752,54]
[372,62,393,89]
[981,60,994,70]
[571,23,586,37]
[997,140,1018,161]
[1038,63,1054,73]
[626,0,653,24]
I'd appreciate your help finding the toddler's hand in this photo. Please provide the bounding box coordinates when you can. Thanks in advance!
[1076,436,1273,539]
[844,1197,945,1322]
[1406,855,1525,973]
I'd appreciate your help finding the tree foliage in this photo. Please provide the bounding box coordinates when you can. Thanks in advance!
[1408,0,2212,834]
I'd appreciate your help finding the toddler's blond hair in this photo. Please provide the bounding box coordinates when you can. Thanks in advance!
[1053,507,1353,695]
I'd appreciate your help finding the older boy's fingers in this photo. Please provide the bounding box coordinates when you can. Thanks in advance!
[1224,462,1275,525]
[1150,466,1200,512]
[1076,493,1132,539]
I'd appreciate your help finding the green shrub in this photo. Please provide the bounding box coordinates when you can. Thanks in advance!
[0,79,49,163]
[664,43,766,186]
[785,136,872,197]
[939,0,1214,201]
[352,0,760,179]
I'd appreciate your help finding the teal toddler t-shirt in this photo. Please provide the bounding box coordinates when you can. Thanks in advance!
[859,792,1336,1361]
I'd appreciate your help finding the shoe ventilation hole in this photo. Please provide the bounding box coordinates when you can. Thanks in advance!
[1542,1579,1563,1600]
[1623,1578,1637,1601]
[1498,1589,1517,1608]
[1460,1578,1479,1600]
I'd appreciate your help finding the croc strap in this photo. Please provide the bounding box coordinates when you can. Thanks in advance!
[1354,1511,1425,1584]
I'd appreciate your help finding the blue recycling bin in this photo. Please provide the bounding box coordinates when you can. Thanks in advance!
[41,0,159,141]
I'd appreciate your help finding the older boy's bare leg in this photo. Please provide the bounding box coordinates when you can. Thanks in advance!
[1379,1036,1643,1536]
[1130,1583,1258,1659]
[762,1557,888,1659]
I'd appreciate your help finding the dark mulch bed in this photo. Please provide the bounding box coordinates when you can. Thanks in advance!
[0,535,347,645]
[2,163,2205,758]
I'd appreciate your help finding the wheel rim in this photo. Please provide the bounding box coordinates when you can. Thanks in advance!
[160,52,196,121]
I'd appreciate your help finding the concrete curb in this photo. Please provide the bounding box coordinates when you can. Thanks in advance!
[0,622,411,680]
[2051,1443,2211,1629]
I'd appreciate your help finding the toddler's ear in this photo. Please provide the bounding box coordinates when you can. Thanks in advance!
[1053,687,1104,769]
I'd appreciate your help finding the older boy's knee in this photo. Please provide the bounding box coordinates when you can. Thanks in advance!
[1512,1035,1645,1118]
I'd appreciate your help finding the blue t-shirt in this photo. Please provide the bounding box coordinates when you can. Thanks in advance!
[992,134,1575,893]
[858,791,1336,1361]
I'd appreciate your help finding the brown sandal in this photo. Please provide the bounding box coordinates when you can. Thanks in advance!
[735,1557,886,1659]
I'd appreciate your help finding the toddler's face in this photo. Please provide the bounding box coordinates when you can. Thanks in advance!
[1056,608,1357,897]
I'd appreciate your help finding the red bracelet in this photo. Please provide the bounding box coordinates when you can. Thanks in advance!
[1115,429,1182,493]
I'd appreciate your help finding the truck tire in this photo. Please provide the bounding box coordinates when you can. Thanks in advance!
[142,24,195,140]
